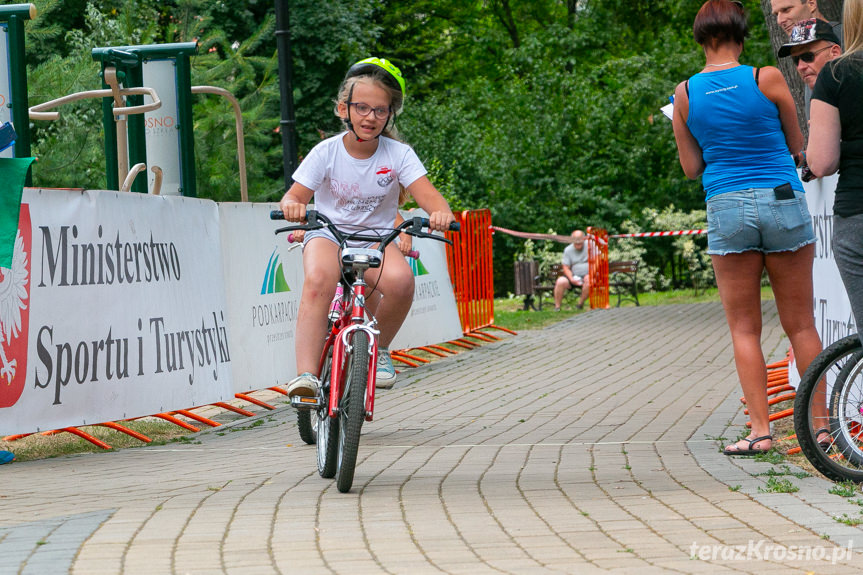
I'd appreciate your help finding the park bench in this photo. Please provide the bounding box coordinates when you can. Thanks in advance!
[609,260,640,307]
[513,261,575,311]
[515,259,640,309]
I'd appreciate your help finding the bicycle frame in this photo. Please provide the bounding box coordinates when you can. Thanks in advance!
[317,256,381,422]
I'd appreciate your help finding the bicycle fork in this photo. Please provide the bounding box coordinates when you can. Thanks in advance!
[330,324,380,421]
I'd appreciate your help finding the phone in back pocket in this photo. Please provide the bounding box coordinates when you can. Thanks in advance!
[774,183,795,200]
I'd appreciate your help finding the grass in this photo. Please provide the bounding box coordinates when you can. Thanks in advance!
[758,476,800,493]
[835,513,863,526]
[829,481,859,498]
[0,418,193,462]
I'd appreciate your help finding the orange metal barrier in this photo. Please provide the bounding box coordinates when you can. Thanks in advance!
[738,350,801,453]
[446,209,514,336]
[587,227,609,310]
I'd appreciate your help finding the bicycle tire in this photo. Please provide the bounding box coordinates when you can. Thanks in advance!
[297,346,330,446]
[794,334,863,483]
[297,411,314,445]
[336,330,369,493]
[829,348,863,468]
[316,350,339,478]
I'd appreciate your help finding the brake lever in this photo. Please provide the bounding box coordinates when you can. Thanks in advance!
[411,230,454,246]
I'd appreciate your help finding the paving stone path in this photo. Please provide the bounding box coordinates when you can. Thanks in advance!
[3,301,863,574]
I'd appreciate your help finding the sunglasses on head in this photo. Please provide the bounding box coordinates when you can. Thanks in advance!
[792,45,833,65]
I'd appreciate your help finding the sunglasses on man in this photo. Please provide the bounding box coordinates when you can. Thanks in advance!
[792,45,833,65]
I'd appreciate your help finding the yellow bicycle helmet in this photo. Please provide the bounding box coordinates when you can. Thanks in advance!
[345,57,406,98]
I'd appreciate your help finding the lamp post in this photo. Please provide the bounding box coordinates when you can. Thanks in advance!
[275,0,299,186]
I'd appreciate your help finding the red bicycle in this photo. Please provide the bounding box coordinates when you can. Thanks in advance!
[270,210,458,492]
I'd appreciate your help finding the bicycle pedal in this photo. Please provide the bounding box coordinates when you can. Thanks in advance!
[290,395,321,410]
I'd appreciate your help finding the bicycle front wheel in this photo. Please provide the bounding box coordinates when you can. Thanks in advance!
[794,334,863,482]
[336,330,370,493]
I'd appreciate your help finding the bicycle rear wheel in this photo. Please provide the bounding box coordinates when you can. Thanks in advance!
[316,350,339,478]
[336,330,369,493]
[297,350,329,446]
[297,410,315,445]
[794,334,863,482]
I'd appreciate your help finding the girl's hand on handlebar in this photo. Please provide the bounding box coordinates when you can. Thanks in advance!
[428,211,456,232]
[397,232,413,256]
[279,198,307,222]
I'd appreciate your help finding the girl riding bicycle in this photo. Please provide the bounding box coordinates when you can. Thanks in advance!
[279,57,456,398]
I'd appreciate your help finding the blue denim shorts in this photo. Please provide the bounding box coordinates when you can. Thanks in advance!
[706,188,816,256]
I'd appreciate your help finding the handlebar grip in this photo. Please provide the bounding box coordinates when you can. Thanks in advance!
[270,210,284,220]
[417,218,460,232]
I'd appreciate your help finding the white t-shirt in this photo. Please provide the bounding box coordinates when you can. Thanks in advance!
[562,243,589,278]
[292,133,427,244]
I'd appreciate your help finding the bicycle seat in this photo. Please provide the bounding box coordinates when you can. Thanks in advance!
[341,247,382,269]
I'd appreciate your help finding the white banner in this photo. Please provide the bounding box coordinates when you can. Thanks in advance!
[787,174,856,388]
[391,210,464,350]
[220,206,462,390]
[0,189,232,434]
[0,197,464,433]
[219,203,303,393]
[806,174,855,347]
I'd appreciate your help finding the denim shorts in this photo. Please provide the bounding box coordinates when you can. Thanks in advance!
[705,188,816,256]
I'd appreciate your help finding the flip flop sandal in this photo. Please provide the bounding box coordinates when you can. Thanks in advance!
[723,434,773,456]
[815,427,833,453]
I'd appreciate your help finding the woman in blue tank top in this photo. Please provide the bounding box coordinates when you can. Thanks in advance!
[672,0,823,456]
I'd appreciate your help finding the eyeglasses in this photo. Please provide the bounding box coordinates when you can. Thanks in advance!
[348,102,391,120]
[792,45,833,65]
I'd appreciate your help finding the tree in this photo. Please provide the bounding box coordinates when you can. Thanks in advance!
[818,0,844,21]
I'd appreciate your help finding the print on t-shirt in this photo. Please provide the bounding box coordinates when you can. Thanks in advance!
[331,177,386,213]
[376,166,394,187]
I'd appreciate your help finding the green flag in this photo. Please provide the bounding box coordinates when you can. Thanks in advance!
[0,157,35,269]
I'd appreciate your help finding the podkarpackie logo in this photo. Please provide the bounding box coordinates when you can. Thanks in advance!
[260,247,291,294]
[408,256,429,277]
[0,204,30,408]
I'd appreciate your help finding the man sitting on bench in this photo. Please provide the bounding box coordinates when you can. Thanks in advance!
[553,229,590,311]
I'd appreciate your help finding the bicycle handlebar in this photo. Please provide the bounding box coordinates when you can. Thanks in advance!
[270,209,459,247]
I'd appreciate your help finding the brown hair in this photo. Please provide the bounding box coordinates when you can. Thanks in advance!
[693,0,749,47]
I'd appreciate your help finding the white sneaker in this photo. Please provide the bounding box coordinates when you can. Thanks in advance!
[375,349,397,389]
[287,372,319,397]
